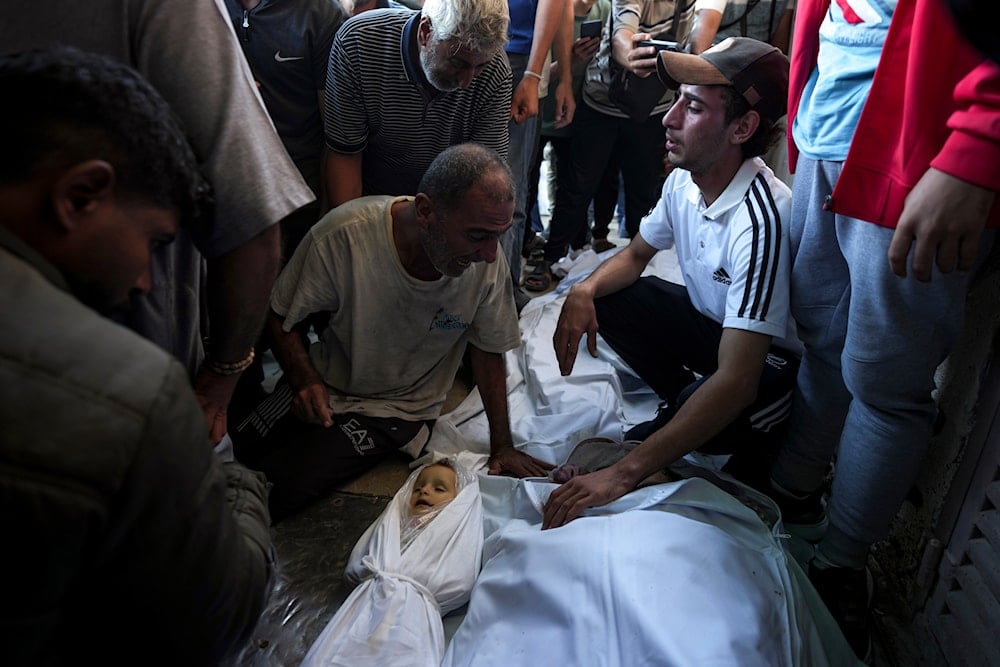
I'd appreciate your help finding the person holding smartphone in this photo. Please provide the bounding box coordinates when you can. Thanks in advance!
[524,0,617,269]
[525,0,697,293]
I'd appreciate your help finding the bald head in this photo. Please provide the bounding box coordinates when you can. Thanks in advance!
[418,143,514,218]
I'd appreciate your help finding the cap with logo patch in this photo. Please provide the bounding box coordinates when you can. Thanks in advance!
[656,37,789,124]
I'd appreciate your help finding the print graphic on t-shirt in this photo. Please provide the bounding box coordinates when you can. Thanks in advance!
[834,0,884,24]
[274,50,304,62]
[429,307,470,331]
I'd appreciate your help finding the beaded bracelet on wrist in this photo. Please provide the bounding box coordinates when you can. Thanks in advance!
[204,349,255,376]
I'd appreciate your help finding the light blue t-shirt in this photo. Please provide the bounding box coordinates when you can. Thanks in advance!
[792,0,897,161]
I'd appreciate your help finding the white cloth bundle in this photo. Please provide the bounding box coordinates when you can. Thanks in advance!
[301,459,484,667]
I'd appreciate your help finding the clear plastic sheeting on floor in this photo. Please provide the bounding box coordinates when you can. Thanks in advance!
[222,494,389,666]
[301,458,483,667]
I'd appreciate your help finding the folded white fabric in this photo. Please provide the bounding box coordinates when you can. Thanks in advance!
[301,459,483,667]
[425,250,685,469]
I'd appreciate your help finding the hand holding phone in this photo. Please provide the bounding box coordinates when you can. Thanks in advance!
[579,20,602,39]
[572,39,601,67]
[638,39,678,53]
[627,33,672,76]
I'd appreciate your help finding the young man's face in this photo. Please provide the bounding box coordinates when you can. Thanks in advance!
[417,18,493,91]
[661,84,738,175]
[66,197,178,313]
[420,178,514,278]
[409,464,458,514]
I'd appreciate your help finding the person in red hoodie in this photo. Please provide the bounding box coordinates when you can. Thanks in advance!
[766,0,1000,660]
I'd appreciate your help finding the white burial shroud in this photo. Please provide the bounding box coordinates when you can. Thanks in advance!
[442,475,861,667]
[301,461,483,667]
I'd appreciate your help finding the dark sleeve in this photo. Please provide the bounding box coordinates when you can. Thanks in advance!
[324,23,369,153]
[313,0,349,89]
[934,57,1000,192]
[470,55,513,161]
[100,362,275,664]
[132,0,312,256]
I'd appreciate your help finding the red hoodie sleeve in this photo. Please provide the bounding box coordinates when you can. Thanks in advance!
[932,57,1000,192]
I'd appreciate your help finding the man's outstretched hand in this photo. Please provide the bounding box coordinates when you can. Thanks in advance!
[488,446,554,478]
[552,286,600,376]
[542,466,635,529]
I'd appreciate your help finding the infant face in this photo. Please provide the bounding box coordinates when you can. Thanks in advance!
[409,463,458,514]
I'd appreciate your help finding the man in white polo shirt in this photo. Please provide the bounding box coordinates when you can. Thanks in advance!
[543,37,796,528]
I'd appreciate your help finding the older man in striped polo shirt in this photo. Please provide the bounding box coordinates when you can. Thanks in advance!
[323,0,512,211]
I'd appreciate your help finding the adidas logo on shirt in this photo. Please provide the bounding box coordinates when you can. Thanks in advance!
[712,267,732,285]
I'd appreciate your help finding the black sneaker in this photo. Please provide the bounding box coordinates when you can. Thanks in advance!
[513,287,532,314]
[624,402,673,441]
[593,238,617,254]
[808,560,874,663]
[768,480,828,542]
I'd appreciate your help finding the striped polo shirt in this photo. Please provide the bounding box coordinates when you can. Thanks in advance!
[324,8,512,198]
[638,157,796,347]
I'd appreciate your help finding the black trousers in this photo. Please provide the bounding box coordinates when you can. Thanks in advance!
[230,379,431,522]
[543,103,667,263]
[595,277,799,454]
[530,133,623,249]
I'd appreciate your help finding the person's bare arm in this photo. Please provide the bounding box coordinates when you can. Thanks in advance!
[267,308,333,427]
[324,150,363,212]
[469,344,553,477]
[549,0,577,128]
[543,327,772,528]
[552,235,658,375]
[612,25,635,68]
[689,8,723,54]
[194,224,281,443]
[511,0,570,123]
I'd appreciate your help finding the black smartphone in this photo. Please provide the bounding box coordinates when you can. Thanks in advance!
[580,20,602,39]
[638,39,679,52]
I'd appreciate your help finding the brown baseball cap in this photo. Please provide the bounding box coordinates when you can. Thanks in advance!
[657,37,789,123]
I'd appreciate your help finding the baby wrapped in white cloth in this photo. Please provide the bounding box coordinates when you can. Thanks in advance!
[301,459,483,667]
